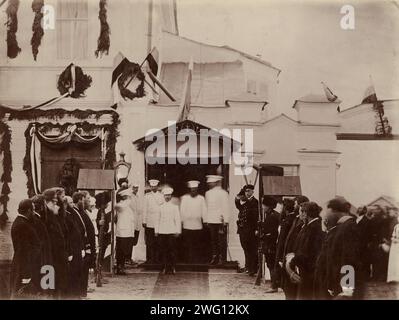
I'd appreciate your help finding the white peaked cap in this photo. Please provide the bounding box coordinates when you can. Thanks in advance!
[131,183,139,188]
[162,187,174,195]
[148,179,159,186]
[187,180,200,188]
[206,175,223,183]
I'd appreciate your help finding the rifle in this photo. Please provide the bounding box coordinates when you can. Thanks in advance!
[96,207,106,287]
[255,173,264,286]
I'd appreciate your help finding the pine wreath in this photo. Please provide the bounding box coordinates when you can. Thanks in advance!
[31,0,44,61]
[0,121,12,227]
[95,0,110,58]
[118,62,145,100]
[6,0,21,59]
[57,64,93,98]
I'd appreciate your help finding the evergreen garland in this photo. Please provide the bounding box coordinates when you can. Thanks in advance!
[6,0,21,59]
[95,0,110,58]
[0,121,12,228]
[118,62,145,100]
[57,64,93,98]
[31,0,44,61]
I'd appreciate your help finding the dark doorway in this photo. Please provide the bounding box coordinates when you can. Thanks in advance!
[40,140,102,194]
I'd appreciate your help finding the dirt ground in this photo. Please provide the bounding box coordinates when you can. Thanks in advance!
[87,267,399,300]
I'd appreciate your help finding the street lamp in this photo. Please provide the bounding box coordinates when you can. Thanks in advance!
[114,151,132,188]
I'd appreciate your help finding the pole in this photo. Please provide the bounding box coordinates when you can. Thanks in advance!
[110,190,115,276]
[125,48,155,88]
[255,166,264,286]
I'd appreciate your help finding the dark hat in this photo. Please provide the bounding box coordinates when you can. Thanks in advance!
[18,199,33,215]
[262,195,277,209]
[243,184,255,191]
[295,195,309,205]
[238,188,245,196]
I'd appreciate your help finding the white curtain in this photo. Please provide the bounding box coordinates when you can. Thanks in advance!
[57,0,88,60]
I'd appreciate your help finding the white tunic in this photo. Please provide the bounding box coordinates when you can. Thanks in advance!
[115,200,136,238]
[180,194,207,230]
[130,193,142,231]
[155,201,182,235]
[387,223,399,283]
[204,186,230,224]
[143,191,164,228]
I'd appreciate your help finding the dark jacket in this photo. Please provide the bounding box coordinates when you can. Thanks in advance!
[235,197,259,234]
[314,225,338,300]
[45,210,68,297]
[260,209,280,254]
[80,209,96,268]
[292,218,325,299]
[31,212,53,268]
[276,212,296,263]
[326,216,362,298]
[10,215,41,297]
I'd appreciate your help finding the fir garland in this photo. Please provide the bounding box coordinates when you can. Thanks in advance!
[0,121,12,228]
[57,64,93,98]
[31,0,44,61]
[22,110,119,197]
[118,62,145,100]
[95,0,110,58]
[6,0,21,59]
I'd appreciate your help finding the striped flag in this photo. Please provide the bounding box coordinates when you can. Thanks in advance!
[321,82,338,102]
[111,52,130,109]
[177,57,193,122]
[146,47,159,76]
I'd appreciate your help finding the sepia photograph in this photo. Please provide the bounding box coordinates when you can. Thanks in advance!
[0,0,398,309]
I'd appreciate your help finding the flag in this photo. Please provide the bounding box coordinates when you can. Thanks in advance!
[111,52,130,109]
[146,47,159,76]
[362,76,378,104]
[177,58,193,122]
[321,82,338,102]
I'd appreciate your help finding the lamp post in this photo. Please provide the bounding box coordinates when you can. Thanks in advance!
[111,151,132,274]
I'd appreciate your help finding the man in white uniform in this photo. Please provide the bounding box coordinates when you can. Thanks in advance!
[180,180,207,263]
[143,179,164,263]
[204,175,230,265]
[155,187,181,274]
[128,183,142,265]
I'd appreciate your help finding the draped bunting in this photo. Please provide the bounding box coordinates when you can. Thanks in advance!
[29,124,107,195]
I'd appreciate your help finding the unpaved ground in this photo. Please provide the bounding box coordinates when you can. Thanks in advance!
[87,268,398,300]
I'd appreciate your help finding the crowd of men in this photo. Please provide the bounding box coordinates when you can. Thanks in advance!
[10,188,101,299]
[9,175,398,300]
[236,184,399,299]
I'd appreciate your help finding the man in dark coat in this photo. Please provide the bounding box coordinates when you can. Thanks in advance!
[356,206,372,282]
[292,202,325,299]
[324,198,362,299]
[313,222,338,300]
[280,195,309,299]
[235,184,259,276]
[43,188,69,299]
[65,195,85,298]
[274,199,295,285]
[31,195,53,296]
[80,191,96,297]
[260,195,280,293]
[10,199,41,299]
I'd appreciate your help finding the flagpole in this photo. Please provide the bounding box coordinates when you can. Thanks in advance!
[124,47,155,88]
[370,75,386,135]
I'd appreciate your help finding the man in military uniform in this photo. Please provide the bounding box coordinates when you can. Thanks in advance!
[235,184,258,276]
[143,179,164,263]
[205,175,230,265]
[180,180,207,263]
[260,195,280,293]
